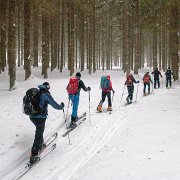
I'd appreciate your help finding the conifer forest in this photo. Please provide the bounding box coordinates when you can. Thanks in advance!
[0,0,179,89]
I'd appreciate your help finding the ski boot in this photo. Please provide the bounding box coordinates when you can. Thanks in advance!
[39,143,46,152]
[29,155,40,166]
[70,116,77,128]
[107,106,112,111]
[97,105,102,112]
[126,96,130,104]
[97,101,103,112]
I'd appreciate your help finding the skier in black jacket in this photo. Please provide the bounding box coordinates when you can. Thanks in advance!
[124,73,139,104]
[165,67,173,88]
[151,68,163,88]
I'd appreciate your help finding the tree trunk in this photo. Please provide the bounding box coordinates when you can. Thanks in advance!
[122,0,130,73]
[79,3,85,72]
[169,1,179,81]
[134,0,141,74]
[24,0,31,80]
[152,27,157,69]
[0,1,7,73]
[32,5,38,67]
[60,0,65,72]
[8,0,16,90]
[42,12,49,78]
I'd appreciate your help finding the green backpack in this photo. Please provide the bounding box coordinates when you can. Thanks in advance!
[100,76,110,91]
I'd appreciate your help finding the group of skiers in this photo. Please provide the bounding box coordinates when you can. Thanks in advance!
[26,67,173,165]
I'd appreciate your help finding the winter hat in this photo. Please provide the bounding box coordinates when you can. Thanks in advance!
[76,72,81,78]
[43,82,50,89]
[107,75,111,80]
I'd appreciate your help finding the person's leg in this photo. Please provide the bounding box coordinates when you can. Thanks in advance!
[154,79,156,88]
[107,92,112,110]
[169,78,172,87]
[30,118,46,157]
[143,83,146,94]
[157,79,160,88]
[97,92,106,111]
[126,86,132,103]
[101,91,106,104]
[71,94,79,121]
[130,86,134,101]
[166,78,168,87]
[147,83,150,93]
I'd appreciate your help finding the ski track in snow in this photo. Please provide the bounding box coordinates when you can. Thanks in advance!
[39,86,169,180]
[1,86,171,180]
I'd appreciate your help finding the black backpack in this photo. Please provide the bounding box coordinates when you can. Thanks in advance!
[23,88,42,115]
[166,70,171,77]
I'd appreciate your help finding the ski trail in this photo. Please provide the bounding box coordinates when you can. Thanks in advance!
[5,85,171,180]
[42,88,168,180]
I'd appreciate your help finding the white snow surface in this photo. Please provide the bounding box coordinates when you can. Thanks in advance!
[0,67,180,180]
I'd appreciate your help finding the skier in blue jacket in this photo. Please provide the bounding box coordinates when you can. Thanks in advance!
[29,82,64,164]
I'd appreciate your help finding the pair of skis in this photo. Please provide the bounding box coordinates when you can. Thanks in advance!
[13,132,58,180]
[62,112,87,137]
[14,112,88,179]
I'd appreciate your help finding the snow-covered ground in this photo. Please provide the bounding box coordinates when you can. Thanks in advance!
[0,67,180,180]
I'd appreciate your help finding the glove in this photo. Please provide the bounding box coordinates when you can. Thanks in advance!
[137,80,139,83]
[87,87,91,91]
[113,90,115,94]
[60,102,65,108]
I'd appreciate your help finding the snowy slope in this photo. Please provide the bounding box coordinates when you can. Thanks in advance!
[0,68,180,180]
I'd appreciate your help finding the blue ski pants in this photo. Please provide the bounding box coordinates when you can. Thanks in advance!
[69,94,80,118]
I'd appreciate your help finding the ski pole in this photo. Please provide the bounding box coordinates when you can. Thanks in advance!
[64,99,71,145]
[135,83,139,102]
[151,82,154,94]
[120,85,125,103]
[89,91,91,125]
[112,91,114,103]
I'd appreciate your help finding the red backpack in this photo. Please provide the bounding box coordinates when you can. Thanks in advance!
[143,74,150,83]
[67,77,79,95]
[126,75,133,86]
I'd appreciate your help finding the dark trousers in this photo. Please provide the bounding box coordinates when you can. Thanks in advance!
[166,77,172,87]
[30,118,46,156]
[154,78,160,88]
[143,83,150,94]
[127,85,134,100]
[101,91,112,107]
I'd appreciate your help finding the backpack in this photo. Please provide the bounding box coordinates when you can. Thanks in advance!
[166,70,171,77]
[23,88,42,115]
[153,70,159,77]
[144,74,150,83]
[100,76,110,91]
[67,77,79,95]
[126,75,133,86]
